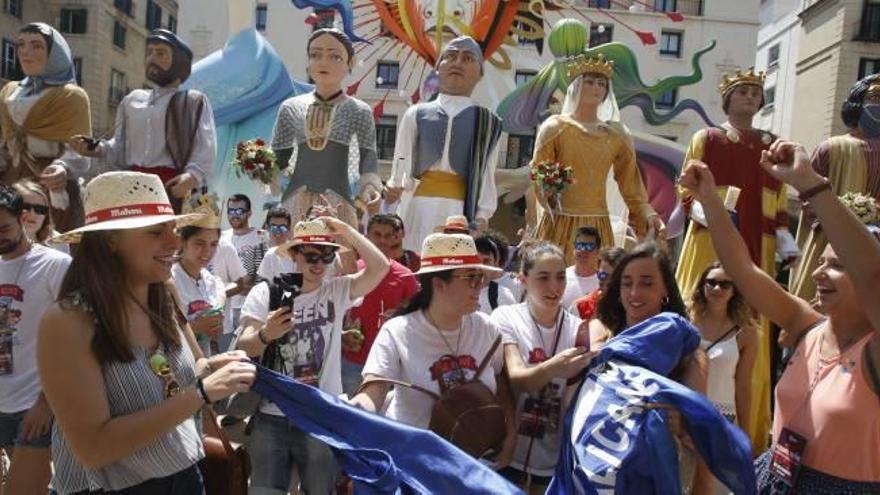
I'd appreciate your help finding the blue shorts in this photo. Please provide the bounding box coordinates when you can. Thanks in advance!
[0,409,52,449]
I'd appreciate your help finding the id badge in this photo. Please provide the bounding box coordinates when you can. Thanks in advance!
[769,428,808,487]
[518,396,548,438]
[0,332,13,376]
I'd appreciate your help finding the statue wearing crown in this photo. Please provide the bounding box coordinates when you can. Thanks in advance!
[527,54,661,263]
[675,67,793,453]
[789,74,880,301]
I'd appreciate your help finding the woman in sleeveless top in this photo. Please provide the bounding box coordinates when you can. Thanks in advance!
[36,171,256,494]
[680,142,880,493]
[689,262,758,494]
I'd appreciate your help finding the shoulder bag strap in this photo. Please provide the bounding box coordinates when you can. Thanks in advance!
[202,407,235,458]
[488,281,499,310]
[705,324,741,353]
[472,335,503,382]
[353,377,441,400]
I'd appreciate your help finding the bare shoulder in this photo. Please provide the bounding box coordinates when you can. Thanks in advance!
[39,303,95,352]
[736,324,759,349]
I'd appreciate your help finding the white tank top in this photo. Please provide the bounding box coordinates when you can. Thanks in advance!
[700,329,740,423]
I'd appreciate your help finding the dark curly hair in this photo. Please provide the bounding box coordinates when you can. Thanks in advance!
[841,74,880,129]
[597,241,687,335]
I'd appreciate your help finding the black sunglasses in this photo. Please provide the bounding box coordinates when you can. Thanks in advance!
[704,278,734,290]
[22,202,49,215]
[299,250,336,265]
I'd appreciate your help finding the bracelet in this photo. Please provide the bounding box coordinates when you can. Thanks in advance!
[196,378,212,405]
[258,327,270,345]
[798,179,831,203]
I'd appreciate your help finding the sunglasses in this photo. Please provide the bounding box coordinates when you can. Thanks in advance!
[299,250,336,265]
[704,278,734,290]
[22,202,49,215]
[268,224,290,235]
[227,207,249,217]
[148,352,180,399]
[574,241,598,252]
[597,269,609,281]
[452,272,487,289]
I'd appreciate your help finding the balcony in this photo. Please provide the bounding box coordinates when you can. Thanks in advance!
[583,0,703,17]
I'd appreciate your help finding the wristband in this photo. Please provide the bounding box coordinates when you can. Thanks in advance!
[196,378,212,404]
[798,179,831,203]
[258,327,270,345]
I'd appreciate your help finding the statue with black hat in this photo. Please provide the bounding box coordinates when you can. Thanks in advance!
[69,29,216,212]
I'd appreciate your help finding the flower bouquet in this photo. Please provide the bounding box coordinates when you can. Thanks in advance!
[233,138,280,196]
[839,192,879,225]
[529,161,575,214]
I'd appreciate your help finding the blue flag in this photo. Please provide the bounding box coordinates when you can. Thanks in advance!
[251,365,523,495]
[548,313,757,495]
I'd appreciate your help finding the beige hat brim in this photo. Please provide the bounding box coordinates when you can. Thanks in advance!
[277,238,344,258]
[414,263,504,276]
[49,212,205,245]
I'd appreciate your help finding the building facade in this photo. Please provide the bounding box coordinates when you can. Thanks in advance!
[1,0,179,134]
[753,0,802,139]
[181,0,762,172]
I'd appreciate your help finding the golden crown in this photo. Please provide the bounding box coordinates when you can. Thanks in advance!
[183,193,221,229]
[719,67,765,96]
[566,54,614,81]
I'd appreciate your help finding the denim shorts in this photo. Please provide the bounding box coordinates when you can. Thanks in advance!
[0,409,52,449]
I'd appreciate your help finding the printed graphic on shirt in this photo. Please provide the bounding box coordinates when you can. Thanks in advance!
[429,355,477,393]
[273,299,337,387]
[0,286,24,376]
[519,346,563,438]
[187,300,212,320]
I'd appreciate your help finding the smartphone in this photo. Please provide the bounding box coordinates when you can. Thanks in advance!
[278,273,303,309]
[575,325,591,351]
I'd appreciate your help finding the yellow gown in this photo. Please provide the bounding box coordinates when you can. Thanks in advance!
[529,115,655,264]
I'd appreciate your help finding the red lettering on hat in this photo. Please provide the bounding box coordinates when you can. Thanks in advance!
[84,203,176,225]
[420,255,481,267]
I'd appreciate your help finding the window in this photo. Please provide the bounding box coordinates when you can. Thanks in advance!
[588,0,610,7]
[109,69,127,106]
[113,0,132,16]
[314,9,335,29]
[767,44,780,69]
[858,0,880,41]
[515,70,537,87]
[505,133,536,169]
[1,39,22,81]
[859,57,880,79]
[657,88,678,109]
[654,0,677,11]
[60,8,88,34]
[3,0,22,18]
[376,61,399,89]
[659,31,682,57]
[113,21,127,49]
[146,0,163,30]
[764,86,776,110]
[375,116,397,160]
[73,57,82,85]
[589,23,613,47]
[256,5,267,31]
[167,15,177,33]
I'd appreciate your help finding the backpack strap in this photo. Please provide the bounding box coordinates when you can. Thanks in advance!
[488,281,499,310]
[472,335,503,382]
[354,377,441,400]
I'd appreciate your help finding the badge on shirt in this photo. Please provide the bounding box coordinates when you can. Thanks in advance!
[769,427,808,487]
[518,382,563,439]
[0,293,23,376]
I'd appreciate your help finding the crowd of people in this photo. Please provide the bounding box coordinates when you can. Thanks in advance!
[0,16,878,495]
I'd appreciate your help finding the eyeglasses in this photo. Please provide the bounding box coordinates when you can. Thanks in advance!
[268,224,290,235]
[452,272,487,289]
[704,278,734,290]
[299,250,336,265]
[574,241,598,252]
[227,207,249,217]
[22,202,49,215]
[149,351,180,399]
[597,270,609,281]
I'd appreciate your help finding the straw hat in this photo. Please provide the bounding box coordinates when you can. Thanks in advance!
[415,233,503,275]
[49,171,204,244]
[434,214,471,234]
[182,193,221,229]
[278,219,343,256]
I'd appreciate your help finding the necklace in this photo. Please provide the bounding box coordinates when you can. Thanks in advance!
[425,309,462,357]
[528,304,565,360]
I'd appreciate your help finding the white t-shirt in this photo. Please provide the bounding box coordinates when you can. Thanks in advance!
[209,239,247,333]
[561,266,600,311]
[241,276,354,415]
[491,303,580,476]
[220,228,265,310]
[496,272,524,302]
[171,264,226,321]
[362,310,504,429]
[0,244,70,412]
[477,282,517,315]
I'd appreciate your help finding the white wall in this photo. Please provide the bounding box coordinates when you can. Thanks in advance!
[753,0,802,138]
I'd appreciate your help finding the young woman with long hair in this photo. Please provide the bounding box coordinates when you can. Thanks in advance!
[12,179,67,253]
[37,172,255,494]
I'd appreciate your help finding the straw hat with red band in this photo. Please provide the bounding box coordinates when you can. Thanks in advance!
[49,171,204,244]
[414,233,503,276]
[279,219,344,256]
